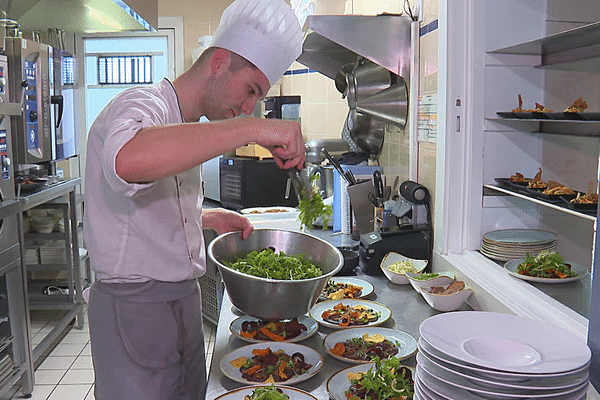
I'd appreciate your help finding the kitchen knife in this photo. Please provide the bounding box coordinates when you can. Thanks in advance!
[322,148,354,186]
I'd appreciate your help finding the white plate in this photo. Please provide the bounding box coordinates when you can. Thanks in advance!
[417,363,589,400]
[318,277,374,301]
[241,207,299,218]
[229,315,319,343]
[418,337,591,383]
[417,352,588,397]
[326,363,415,400]
[220,342,323,385]
[482,229,557,245]
[214,385,318,400]
[309,299,392,330]
[504,259,588,283]
[323,327,417,364]
[419,311,591,374]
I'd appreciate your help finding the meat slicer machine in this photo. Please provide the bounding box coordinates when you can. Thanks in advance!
[351,179,433,275]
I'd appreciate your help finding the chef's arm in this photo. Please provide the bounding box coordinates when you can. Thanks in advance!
[115,117,305,183]
[202,208,253,240]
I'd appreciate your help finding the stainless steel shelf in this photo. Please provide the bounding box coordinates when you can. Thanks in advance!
[486,118,600,137]
[488,20,600,71]
[484,185,597,222]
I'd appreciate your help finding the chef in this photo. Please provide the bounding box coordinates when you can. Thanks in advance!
[83,0,304,398]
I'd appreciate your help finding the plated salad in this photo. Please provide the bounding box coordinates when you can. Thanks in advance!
[516,250,576,279]
[345,357,414,400]
[245,386,289,400]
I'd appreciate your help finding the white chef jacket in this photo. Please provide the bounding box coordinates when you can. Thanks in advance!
[84,78,206,283]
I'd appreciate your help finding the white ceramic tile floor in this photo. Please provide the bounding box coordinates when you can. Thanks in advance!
[5,309,218,400]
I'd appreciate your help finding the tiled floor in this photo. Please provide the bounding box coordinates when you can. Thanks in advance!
[5,308,217,400]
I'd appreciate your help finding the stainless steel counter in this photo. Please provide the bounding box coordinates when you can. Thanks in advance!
[205,229,471,399]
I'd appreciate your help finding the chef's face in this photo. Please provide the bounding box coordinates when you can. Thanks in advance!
[204,55,270,121]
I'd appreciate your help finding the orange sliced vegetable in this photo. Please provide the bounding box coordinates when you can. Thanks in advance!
[278,361,287,379]
[244,364,262,376]
[240,330,257,338]
[252,347,271,357]
[331,342,346,355]
[259,327,285,342]
[339,314,351,327]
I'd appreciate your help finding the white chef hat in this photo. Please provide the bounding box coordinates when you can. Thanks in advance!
[210,0,303,87]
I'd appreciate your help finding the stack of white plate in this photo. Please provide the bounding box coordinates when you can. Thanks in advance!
[414,312,591,400]
[480,229,557,261]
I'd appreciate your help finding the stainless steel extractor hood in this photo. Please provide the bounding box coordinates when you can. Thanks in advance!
[297,14,412,81]
[1,0,154,33]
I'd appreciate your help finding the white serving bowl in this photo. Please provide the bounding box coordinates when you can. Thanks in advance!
[380,252,427,284]
[406,271,455,293]
[419,283,473,312]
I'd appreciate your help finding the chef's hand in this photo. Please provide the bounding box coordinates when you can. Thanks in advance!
[202,208,254,239]
[254,119,306,170]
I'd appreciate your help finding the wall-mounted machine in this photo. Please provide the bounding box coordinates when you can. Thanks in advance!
[5,36,76,169]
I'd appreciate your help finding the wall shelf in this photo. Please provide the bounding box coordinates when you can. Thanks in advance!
[488,20,600,71]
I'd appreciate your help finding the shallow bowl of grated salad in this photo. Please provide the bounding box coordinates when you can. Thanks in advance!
[208,229,343,320]
[380,252,428,284]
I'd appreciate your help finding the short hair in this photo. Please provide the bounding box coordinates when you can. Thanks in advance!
[194,47,259,73]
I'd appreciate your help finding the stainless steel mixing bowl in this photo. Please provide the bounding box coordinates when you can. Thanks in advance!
[207,229,343,320]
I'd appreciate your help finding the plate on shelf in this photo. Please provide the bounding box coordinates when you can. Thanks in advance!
[214,385,318,400]
[220,342,323,385]
[327,363,415,400]
[561,196,598,213]
[525,188,579,202]
[545,112,586,120]
[494,178,530,191]
[504,259,588,283]
[229,315,319,343]
[309,299,392,330]
[507,112,551,120]
[482,229,556,246]
[496,112,516,118]
[318,277,374,301]
[323,327,417,364]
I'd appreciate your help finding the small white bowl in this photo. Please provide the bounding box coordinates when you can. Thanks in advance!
[419,283,473,312]
[380,252,428,285]
[406,271,455,293]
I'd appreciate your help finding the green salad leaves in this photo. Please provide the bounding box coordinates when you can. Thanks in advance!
[297,172,333,230]
[246,386,289,400]
[226,248,323,280]
[346,356,414,400]
[516,250,576,279]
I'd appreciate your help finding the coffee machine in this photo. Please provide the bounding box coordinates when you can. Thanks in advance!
[357,180,432,275]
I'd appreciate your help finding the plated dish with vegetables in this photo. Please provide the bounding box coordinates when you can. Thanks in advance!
[225,248,322,280]
[504,250,588,283]
[214,385,318,400]
[230,315,319,343]
[309,299,391,329]
[220,342,323,385]
[323,327,417,364]
[318,277,374,301]
[326,357,415,400]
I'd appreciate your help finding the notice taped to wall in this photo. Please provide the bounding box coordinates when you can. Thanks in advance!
[418,92,438,143]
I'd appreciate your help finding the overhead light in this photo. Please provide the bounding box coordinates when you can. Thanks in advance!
[85,4,123,31]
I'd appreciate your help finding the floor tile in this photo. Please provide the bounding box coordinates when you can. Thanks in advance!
[70,356,93,370]
[38,355,77,370]
[50,343,87,357]
[16,384,54,400]
[60,369,95,385]
[34,369,67,385]
[47,384,92,400]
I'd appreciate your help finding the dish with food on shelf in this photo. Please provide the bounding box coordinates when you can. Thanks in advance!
[326,358,414,400]
[498,95,600,120]
[562,182,599,212]
[220,342,323,385]
[229,315,318,343]
[309,299,392,330]
[504,250,588,283]
[323,327,418,364]
[318,277,374,301]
